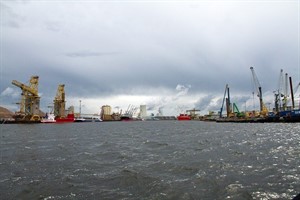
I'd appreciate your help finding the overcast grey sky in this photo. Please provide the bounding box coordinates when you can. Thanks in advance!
[1,0,299,115]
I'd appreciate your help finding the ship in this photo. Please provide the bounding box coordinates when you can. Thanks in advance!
[74,116,102,122]
[74,117,86,122]
[55,113,75,123]
[120,113,134,121]
[177,114,191,120]
[41,113,56,123]
[280,109,300,122]
[265,73,300,122]
[120,104,137,121]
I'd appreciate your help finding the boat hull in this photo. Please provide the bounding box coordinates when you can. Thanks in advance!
[177,114,191,120]
[55,114,75,123]
[41,113,56,123]
[41,119,56,123]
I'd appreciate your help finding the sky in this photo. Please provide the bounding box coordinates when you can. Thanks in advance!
[0,0,299,116]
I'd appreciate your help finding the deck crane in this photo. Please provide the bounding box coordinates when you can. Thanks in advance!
[289,76,295,109]
[284,73,289,109]
[53,84,66,118]
[284,76,300,109]
[220,84,231,118]
[276,69,284,110]
[274,69,284,112]
[250,67,268,117]
[11,76,40,121]
[220,84,227,118]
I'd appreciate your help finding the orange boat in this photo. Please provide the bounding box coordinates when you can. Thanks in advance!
[177,114,191,120]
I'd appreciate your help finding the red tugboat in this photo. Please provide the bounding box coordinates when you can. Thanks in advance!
[177,114,191,120]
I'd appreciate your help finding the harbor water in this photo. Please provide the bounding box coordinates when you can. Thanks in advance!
[0,121,299,199]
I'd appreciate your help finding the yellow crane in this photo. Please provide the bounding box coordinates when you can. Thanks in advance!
[11,76,41,121]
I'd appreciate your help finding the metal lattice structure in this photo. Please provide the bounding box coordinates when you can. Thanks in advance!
[11,76,40,121]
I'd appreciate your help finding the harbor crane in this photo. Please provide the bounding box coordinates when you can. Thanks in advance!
[186,108,200,119]
[250,67,268,117]
[220,84,231,118]
[219,84,243,118]
[53,84,66,118]
[220,84,227,118]
[11,76,40,121]
[276,69,290,111]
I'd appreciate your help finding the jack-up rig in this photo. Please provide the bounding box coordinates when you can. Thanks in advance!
[11,76,41,122]
[53,84,74,122]
[53,84,66,118]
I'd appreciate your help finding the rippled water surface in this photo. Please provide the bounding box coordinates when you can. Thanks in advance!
[0,121,299,199]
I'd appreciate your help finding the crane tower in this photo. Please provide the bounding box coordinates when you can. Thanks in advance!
[11,76,40,121]
[53,84,66,117]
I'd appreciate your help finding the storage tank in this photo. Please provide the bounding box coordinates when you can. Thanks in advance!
[101,105,111,115]
[100,105,112,121]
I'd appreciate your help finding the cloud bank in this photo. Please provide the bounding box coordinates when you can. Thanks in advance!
[1,1,299,115]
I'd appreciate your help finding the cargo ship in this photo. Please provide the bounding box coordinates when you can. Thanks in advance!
[120,114,133,121]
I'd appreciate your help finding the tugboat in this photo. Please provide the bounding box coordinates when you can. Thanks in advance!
[177,114,191,120]
[41,113,56,123]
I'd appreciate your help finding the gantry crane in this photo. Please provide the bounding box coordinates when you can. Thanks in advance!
[186,108,200,119]
[250,67,268,117]
[53,84,66,118]
[11,76,41,121]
